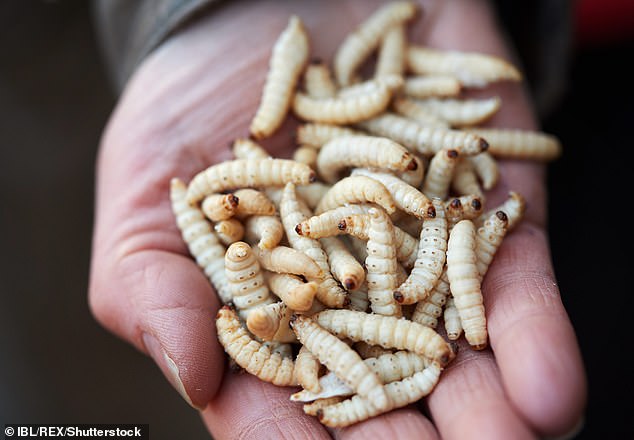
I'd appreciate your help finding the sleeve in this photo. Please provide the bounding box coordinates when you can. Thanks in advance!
[92,0,221,92]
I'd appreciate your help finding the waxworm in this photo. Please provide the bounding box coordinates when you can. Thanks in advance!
[334,1,418,85]
[468,152,499,190]
[296,123,362,148]
[296,345,322,393]
[320,236,365,291]
[393,198,447,305]
[406,46,522,87]
[295,204,374,239]
[476,191,525,231]
[292,145,318,169]
[280,183,348,308]
[250,15,309,139]
[475,211,509,279]
[403,75,462,99]
[444,296,463,340]
[352,168,435,219]
[170,178,231,303]
[262,341,293,359]
[246,301,296,343]
[304,60,337,99]
[253,245,322,279]
[411,269,450,328]
[201,193,240,222]
[392,97,451,128]
[421,148,460,199]
[464,128,562,161]
[216,306,296,386]
[315,176,397,215]
[412,97,501,127]
[357,113,487,156]
[264,272,317,312]
[232,138,270,160]
[233,189,276,219]
[394,154,425,187]
[186,159,315,204]
[446,220,487,349]
[224,241,275,319]
[445,195,484,231]
[375,25,406,78]
[317,135,416,183]
[304,398,345,417]
[315,364,442,427]
[290,315,391,412]
[337,75,403,98]
[452,157,485,200]
[243,215,284,250]
[214,218,245,246]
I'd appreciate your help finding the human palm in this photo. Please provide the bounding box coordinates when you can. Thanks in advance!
[89,1,586,438]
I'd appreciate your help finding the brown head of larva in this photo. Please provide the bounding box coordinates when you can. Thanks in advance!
[289,314,299,326]
[228,194,240,208]
[426,205,436,218]
[343,278,357,291]
[406,156,418,170]
[295,223,305,235]
[393,291,404,303]
[308,171,317,183]
[479,138,489,152]
[450,198,461,209]
[471,198,482,211]
[496,210,508,223]
[337,219,347,231]
[447,149,459,159]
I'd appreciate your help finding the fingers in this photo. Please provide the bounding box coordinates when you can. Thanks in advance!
[483,224,587,436]
[332,407,440,440]
[202,372,330,440]
[89,249,223,409]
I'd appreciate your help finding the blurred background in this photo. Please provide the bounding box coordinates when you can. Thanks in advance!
[0,0,632,438]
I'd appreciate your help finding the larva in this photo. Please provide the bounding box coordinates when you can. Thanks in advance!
[334,1,418,86]
[319,236,364,291]
[214,218,245,246]
[280,183,348,308]
[393,198,447,305]
[445,195,484,231]
[249,15,309,139]
[412,97,501,127]
[292,145,318,169]
[315,363,441,427]
[375,25,406,78]
[475,211,509,279]
[243,215,284,250]
[290,315,392,412]
[186,159,315,204]
[296,123,362,148]
[452,157,485,200]
[232,138,270,160]
[315,176,397,215]
[446,220,487,349]
[304,397,345,417]
[394,154,425,187]
[476,191,525,230]
[296,345,322,394]
[246,301,296,343]
[421,148,460,200]
[169,178,231,303]
[317,135,417,184]
[352,168,435,219]
[392,97,450,128]
[406,46,522,88]
[253,245,323,279]
[262,341,293,358]
[337,75,403,98]
[304,60,337,99]
[464,128,562,161]
[233,188,276,219]
[357,113,488,156]
[411,269,450,328]
[201,193,240,222]
[403,75,462,99]
[468,152,499,190]
[215,306,296,386]
[444,296,463,340]
[224,241,275,319]
[264,272,317,312]
[295,204,374,239]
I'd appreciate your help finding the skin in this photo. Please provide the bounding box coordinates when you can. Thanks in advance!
[88,0,586,438]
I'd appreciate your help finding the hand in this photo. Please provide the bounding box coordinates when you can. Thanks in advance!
[88,0,586,438]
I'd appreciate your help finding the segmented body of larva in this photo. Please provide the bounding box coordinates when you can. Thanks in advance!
[246,301,297,343]
[337,75,404,98]
[357,113,487,156]
[295,204,374,239]
[412,97,501,127]
[232,138,270,160]
[214,218,245,246]
[186,159,315,204]
[224,242,275,320]
[352,168,434,219]
[354,341,393,359]
[375,25,406,78]
[296,123,362,148]
[280,183,348,308]
[201,193,240,222]
[253,245,322,279]
[264,272,317,312]
[444,296,463,340]
[411,269,450,328]
[292,146,318,169]
[452,157,485,201]
[233,189,276,219]
[468,152,499,190]
[315,176,397,215]
[250,16,309,139]
[304,397,345,416]
[446,220,487,349]
[476,191,525,230]
[445,195,483,231]
[170,178,231,303]
[406,46,522,87]
[315,363,442,427]
[392,97,451,128]
[304,61,337,99]
[262,341,293,358]
[320,236,365,291]
[290,315,391,412]
[393,198,447,305]
[422,148,460,199]
[475,211,508,279]
[243,215,284,250]
[296,345,321,393]
[403,75,462,99]
[465,128,562,161]
[334,1,418,86]
[216,306,297,386]
[317,136,416,184]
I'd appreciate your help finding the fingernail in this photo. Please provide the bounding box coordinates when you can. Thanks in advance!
[142,332,205,411]
[544,416,585,440]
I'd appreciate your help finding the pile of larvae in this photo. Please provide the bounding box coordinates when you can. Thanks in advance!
[169,1,561,427]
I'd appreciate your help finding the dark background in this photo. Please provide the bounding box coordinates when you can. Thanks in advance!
[1,1,632,439]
